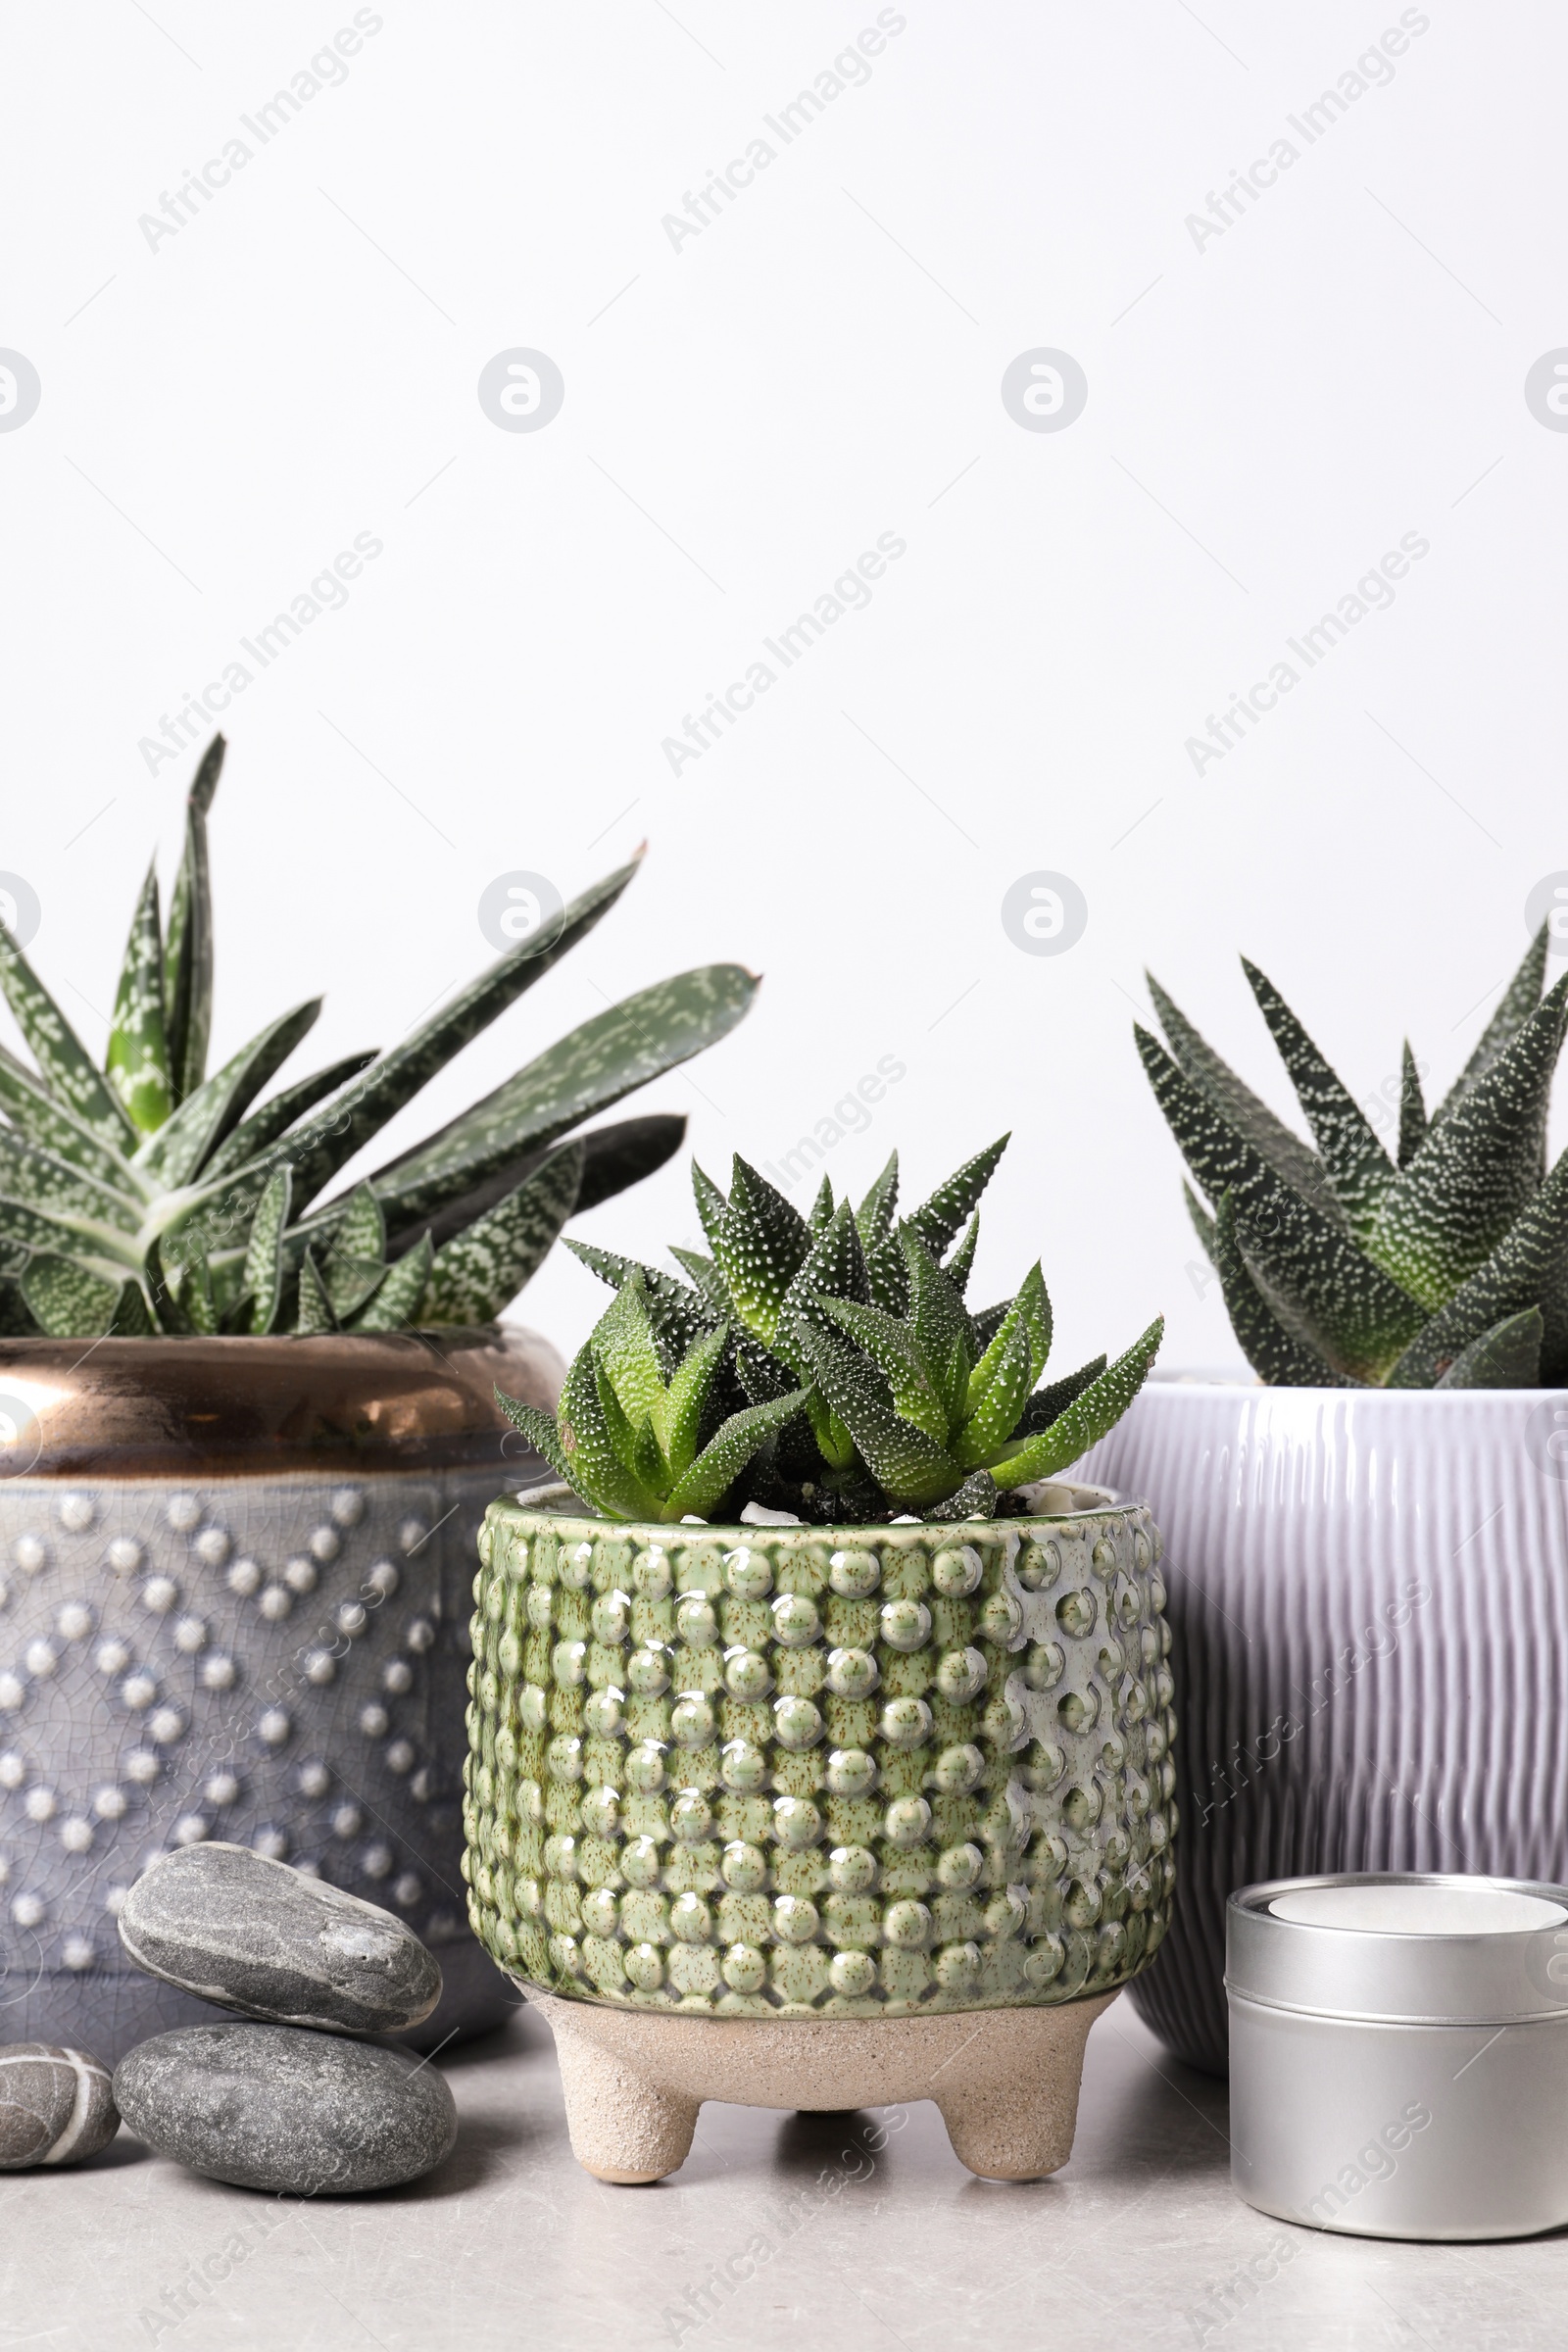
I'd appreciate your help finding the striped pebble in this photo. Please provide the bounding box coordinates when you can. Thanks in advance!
[0,2043,119,2169]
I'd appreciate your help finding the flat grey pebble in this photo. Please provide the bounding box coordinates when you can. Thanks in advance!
[115,2024,457,2193]
[0,2043,119,2169]
[118,1843,442,2034]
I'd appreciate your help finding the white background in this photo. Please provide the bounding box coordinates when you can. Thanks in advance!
[1,1,1564,1374]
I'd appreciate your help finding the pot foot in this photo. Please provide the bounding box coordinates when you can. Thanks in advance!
[528,1987,1116,2185]
[548,2004,698,2183]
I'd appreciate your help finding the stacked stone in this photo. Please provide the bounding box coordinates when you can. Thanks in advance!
[110,1843,457,2193]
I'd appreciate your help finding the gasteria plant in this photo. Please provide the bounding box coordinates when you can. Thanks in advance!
[1138,928,1568,1387]
[499,1140,1163,1521]
[0,737,757,1337]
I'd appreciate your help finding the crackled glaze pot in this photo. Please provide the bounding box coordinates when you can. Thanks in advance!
[0,1327,560,2063]
[464,1479,1177,2180]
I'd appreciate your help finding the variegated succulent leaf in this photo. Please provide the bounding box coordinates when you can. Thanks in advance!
[808,1176,835,1235]
[663,1387,810,1523]
[20,1254,123,1338]
[294,1250,337,1335]
[1146,972,1335,1218]
[106,861,172,1135]
[906,1134,1008,1255]
[712,1156,811,1346]
[493,1391,574,1487]
[691,1160,728,1250]
[812,1293,950,1444]
[792,1321,957,1508]
[564,1239,720,1372]
[243,1167,292,1335]
[0,1044,148,1200]
[1432,925,1548,1128]
[1211,1191,1358,1388]
[1434,1306,1543,1390]
[1397,1042,1428,1169]
[162,732,222,1105]
[855,1152,899,1248]
[0,921,134,1151]
[136,1001,321,1188]
[420,1141,584,1326]
[1385,1146,1568,1388]
[987,1317,1164,1487]
[344,1234,431,1333]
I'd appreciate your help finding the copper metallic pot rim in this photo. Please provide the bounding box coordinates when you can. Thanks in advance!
[0,1323,564,1477]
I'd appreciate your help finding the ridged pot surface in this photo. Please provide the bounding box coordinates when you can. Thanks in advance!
[464,1484,1177,2020]
[0,1325,562,2062]
[1080,1380,1568,2076]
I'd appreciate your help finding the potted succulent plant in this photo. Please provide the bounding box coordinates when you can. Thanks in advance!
[0,736,757,2061]
[1080,930,1568,2073]
[466,1142,1174,2181]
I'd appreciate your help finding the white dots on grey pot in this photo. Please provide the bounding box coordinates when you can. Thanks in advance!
[301,1650,336,1688]
[257,1709,291,1748]
[24,1788,57,1824]
[359,1704,389,1738]
[55,1602,93,1642]
[56,1494,95,1534]
[123,1750,160,1788]
[331,1804,364,1839]
[24,1640,57,1679]
[59,1816,93,1855]
[191,1526,230,1568]
[382,1660,413,1695]
[295,1761,330,1800]
[398,1519,427,1555]
[393,1873,421,1908]
[0,1671,24,1713]
[92,1787,127,1822]
[308,1527,340,1566]
[226,1558,262,1598]
[409,1768,433,1805]
[94,1640,129,1677]
[335,1601,368,1640]
[0,1752,24,1790]
[384,1740,416,1776]
[12,1890,45,1928]
[252,1828,288,1861]
[165,1495,201,1535]
[61,1935,95,1971]
[404,1619,435,1656]
[120,1671,157,1712]
[147,1706,185,1747]
[199,1653,236,1692]
[103,1885,129,1917]
[204,1772,241,1809]
[172,1616,208,1654]
[284,1558,317,1596]
[140,1578,178,1616]
[331,1488,366,1529]
[366,1561,399,1599]
[172,1815,210,1846]
[362,1842,393,1880]
[107,1539,143,1576]
[258,1586,292,1623]
[13,1535,47,1574]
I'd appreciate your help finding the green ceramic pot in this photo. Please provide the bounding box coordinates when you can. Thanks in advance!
[463,1480,1176,2018]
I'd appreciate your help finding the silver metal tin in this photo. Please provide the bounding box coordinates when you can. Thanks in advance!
[1227,1873,1568,2241]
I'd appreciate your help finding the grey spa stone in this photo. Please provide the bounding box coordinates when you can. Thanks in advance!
[118,1843,442,2035]
[0,2042,119,2169]
[114,2023,458,2193]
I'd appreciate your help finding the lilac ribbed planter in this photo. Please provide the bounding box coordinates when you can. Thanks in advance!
[1080,1378,1568,2076]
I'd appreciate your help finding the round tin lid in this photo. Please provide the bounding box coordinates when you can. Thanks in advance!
[1227,1874,1568,2026]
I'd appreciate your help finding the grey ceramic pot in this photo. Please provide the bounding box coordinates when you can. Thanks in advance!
[0,1326,560,2063]
[1082,1378,1568,2076]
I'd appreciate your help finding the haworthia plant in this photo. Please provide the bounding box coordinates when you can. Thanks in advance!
[0,736,758,1336]
[509,1138,1163,1522]
[1141,929,1568,1387]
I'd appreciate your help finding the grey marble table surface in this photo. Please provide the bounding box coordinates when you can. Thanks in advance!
[4,1992,1563,2351]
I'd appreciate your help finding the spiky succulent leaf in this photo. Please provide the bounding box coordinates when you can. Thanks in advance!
[162,733,222,1104]
[591,1272,667,1437]
[1367,974,1568,1307]
[692,1161,728,1250]
[0,1189,139,1276]
[813,1293,948,1444]
[907,1135,1008,1255]
[712,1157,811,1345]
[0,924,134,1151]
[663,1388,810,1522]
[105,862,172,1135]
[295,1250,337,1335]
[137,1001,321,1188]
[548,1346,662,1519]
[943,1212,979,1298]
[1139,1028,1424,1378]
[1184,1180,1218,1263]
[659,1323,730,1484]
[968,1299,1009,1351]
[1396,1043,1428,1170]
[808,1176,835,1234]
[900,1227,973,1422]
[0,1045,147,1200]
[1385,1146,1568,1388]
[1011,1354,1109,1437]
[328,1182,385,1265]
[965,1261,1051,1415]
[1212,1191,1357,1387]
[0,1127,142,1241]
[202,1053,376,1182]
[1242,959,1394,1242]
[668,1247,728,1310]
[777,1201,870,1348]
[1433,927,1548,1127]
[244,1167,291,1335]
[493,1391,574,1486]
[347,1233,431,1332]
[321,1253,386,1323]
[1434,1306,1543,1390]
[564,1240,719,1370]
[1147,973,1334,1217]
[855,1153,899,1248]
[988,1317,1164,1486]
[360,962,758,1238]
[925,1470,998,1522]
[110,1278,153,1336]
[421,1142,584,1326]
[794,1321,956,1507]
[955,1305,1036,1470]
[178,1242,219,1335]
[863,1225,908,1314]
[564,1116,685,1218]
[20,1254,122,1337]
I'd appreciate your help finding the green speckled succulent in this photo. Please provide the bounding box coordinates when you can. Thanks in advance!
[463,1490,1176,2018]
